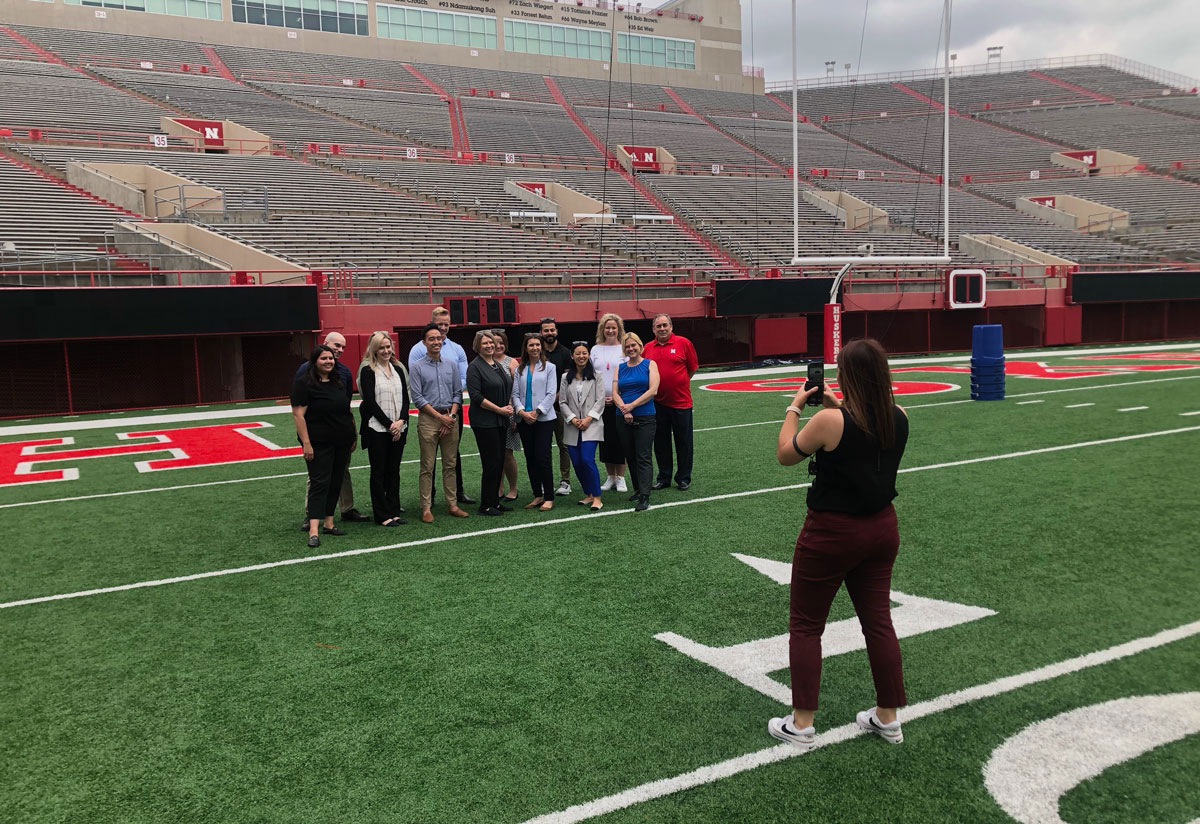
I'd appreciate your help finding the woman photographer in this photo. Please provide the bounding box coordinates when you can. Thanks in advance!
[768,338,910,749]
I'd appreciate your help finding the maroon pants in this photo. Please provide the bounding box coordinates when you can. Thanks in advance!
[788,504,907,711]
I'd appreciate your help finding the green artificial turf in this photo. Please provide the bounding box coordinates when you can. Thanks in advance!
[2,344,1199,823]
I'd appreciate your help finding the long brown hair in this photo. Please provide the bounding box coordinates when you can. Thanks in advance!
[835,338,896,449]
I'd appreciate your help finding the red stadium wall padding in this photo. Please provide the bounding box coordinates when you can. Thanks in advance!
[1081,303,1126,344]
[1168,301,1200,338]
[1044,305,1083,346]
[1123,301,1167,341]
[753,316,806,357]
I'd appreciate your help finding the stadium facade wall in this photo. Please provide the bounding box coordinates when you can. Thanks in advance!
[3,0,758,92]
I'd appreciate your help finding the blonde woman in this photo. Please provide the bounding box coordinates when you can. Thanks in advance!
[359,331,410,526]
[590,312,628,493]
[613,332,659,512]
[466,330,513,516]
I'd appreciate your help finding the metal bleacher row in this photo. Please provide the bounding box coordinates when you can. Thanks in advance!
[1,21,1198,277]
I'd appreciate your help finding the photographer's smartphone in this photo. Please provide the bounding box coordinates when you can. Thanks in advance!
[804,361,824,406]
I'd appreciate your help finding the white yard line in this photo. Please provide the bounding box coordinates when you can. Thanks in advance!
[1182,411,1200,417]
[1016,400,1044,405]
[520,620,1200,824]
[3,425,1197,611]
[1066,403,1095,409]
[1118,406,1149,412]
[0,452,482,511]
[3,374,1198,511]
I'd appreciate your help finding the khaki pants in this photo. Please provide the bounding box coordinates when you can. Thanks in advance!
[303,464,354,516]
[418,411,460,512]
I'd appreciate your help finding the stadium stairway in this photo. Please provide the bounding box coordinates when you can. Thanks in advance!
[0,26,68,66]
[1028,71,1115,103]
[199,46,236,83]
[402,65,467,153]
[892,82,963,116]
[543,76,743,268]
[662,87,787,174]
[0,150,144,220]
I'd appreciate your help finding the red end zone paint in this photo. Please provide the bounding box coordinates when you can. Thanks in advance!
[702,377,957,395]
[0,409,438,487]
[893,359,1200,379]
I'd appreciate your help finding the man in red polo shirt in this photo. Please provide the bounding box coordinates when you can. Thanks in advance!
[643,313,698,491]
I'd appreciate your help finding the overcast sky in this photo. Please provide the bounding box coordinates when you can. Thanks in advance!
[739,0,1200,86]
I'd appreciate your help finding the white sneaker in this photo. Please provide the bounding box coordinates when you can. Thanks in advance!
[600,476,616,491]
[768,715,816,748]
[615,476,628,493]
[856,708,903,744]
[555,480,571,496]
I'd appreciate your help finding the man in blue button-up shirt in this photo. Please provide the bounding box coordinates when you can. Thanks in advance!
[409,322,468,522]
[409,307,473,506]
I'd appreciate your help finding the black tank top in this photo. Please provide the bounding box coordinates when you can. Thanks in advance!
[806,406,908,515]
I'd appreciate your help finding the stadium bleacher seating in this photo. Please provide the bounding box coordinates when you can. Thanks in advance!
[251,81,453,148]
[321,156,724,268]
[0,58,178,138]
[978,102,1200,171]
[93,68,412,149]
[0,22,1192,279]
[578,106,763,168]
[0,154,130,266]
[11,24,214,68]
[459,98,602,160]
[831,179,1150,263]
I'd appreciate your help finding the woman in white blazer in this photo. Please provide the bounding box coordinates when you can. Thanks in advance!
[559,341,607,512]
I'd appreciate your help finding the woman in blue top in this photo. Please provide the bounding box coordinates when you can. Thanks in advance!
[612,332,660,512]
[512,332,558,512]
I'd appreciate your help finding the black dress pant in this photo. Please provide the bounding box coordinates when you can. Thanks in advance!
[654,404,694,485]
[517,418,555,500]
[472,425,506,511]
[306,440,354,520]
[615,414,656,497]
[365,428,406,523]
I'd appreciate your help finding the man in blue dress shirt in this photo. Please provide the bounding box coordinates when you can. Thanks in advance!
[408,307,473,505]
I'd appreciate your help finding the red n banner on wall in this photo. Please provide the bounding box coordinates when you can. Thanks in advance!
[1060,149,1097,167]
[172,118,225,147]
[1028,195,1057,208]
[515,181,547,198]
[620,145,661,171]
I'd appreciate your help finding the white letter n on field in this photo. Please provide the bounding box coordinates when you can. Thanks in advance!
[654,553,997,705]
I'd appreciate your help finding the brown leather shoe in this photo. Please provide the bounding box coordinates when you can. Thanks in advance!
[420,510,434,523]
[447,507,470,518]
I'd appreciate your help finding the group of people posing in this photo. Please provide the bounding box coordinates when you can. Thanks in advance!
[290,308,698,545]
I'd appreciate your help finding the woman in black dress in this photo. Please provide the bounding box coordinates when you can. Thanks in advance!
[291,345,357,547]
[466,330,514,516]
